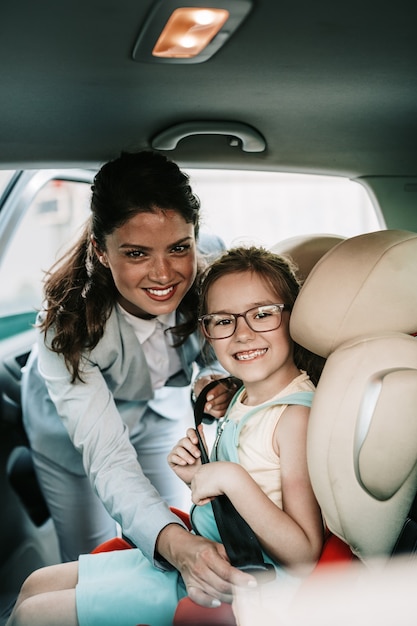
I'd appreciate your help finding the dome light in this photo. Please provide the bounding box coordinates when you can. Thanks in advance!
[153,8,229,58]
[132,0,252,64]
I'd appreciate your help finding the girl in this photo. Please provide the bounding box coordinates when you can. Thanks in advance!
[8,246,323,626]
[170,246,324,578]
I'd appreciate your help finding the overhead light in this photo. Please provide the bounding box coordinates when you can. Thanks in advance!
[132,0,252,64]
[153,8,229,59]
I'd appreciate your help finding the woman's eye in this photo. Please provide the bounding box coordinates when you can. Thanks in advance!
[171,244,191,254]
[126,249,146,258]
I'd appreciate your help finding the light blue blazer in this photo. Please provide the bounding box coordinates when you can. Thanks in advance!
[21,233,225,564]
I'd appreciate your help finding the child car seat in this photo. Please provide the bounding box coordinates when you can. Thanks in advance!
[174,229,417,624]
[290,229,417,561]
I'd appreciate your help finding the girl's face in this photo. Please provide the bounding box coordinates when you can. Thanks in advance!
[206,271,300,403]
[98,209,197,318]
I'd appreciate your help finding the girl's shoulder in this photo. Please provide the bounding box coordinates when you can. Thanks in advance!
[260,372,315,407]
[284,370,316,394]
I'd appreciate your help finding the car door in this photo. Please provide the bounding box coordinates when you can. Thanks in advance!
[0,169,93,614]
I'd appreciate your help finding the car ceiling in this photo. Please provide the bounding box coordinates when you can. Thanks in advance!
[1,0,416,180]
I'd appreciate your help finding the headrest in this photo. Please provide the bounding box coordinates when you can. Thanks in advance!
[271,234,345,281]
[290,230,417,358]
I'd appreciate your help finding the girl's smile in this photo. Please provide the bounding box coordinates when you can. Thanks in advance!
[233,348,268,361]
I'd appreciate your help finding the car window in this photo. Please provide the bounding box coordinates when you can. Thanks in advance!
[191,170,383,248]
[0,178,91,339]
[0,169,383,340]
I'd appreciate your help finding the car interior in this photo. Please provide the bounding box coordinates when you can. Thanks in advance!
[0,0,416,624]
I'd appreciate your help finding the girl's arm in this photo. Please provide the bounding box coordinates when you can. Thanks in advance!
[191,405,324,574]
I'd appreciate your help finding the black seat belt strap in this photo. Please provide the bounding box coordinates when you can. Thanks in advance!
[194,378,275,581]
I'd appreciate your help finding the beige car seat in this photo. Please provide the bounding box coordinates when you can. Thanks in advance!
[289,229,417,563]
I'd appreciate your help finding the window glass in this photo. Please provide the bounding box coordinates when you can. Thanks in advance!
[0,179,91,339]
[190,170,383,248]
[0,170,16,199]
[0,169,383,340]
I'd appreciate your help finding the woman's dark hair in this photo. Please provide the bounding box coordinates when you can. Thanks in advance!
[40,151,201,381]
[199,246,325,386]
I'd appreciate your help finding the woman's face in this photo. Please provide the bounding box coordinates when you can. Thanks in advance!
[98,209,197,318]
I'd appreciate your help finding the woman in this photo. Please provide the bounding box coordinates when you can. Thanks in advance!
[21,151,245,603]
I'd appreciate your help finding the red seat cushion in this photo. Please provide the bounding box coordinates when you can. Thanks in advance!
[90,536,132,553]
[173,597,235,626]
[313,532,354,568]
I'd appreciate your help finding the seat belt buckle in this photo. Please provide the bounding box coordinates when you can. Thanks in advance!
[238,562,276,583]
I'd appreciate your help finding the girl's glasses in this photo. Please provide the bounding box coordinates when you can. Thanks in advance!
[199,303,290,340]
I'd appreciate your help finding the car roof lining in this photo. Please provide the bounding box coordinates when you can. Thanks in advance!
[0,0,416,177]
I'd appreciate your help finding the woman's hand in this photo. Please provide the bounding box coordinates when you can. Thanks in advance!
[193,375,240,418]
[168,427,204,485]
[156,524,256,607]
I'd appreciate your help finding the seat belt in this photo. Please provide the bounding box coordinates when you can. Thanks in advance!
[194,378,275,581]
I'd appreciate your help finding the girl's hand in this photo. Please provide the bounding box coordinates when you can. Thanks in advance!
[191,462,241,506]
[168,427,204,485]
[193,375,240,418]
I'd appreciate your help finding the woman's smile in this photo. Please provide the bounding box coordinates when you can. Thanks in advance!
[145,284,177,300]
[102,209,197,318]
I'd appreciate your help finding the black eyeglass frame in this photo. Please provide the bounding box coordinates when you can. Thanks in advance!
[199,303,290,340]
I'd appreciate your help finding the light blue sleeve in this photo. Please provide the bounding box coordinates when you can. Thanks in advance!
[36,327,186,567]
